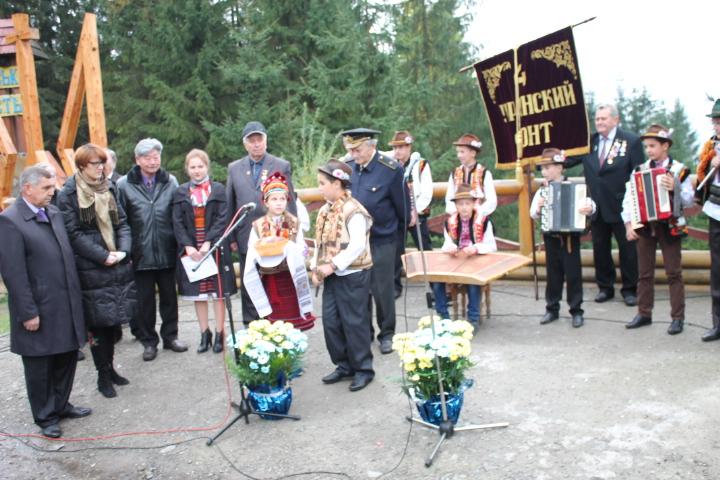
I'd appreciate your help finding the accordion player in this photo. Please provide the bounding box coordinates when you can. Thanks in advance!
[540,181,589,233]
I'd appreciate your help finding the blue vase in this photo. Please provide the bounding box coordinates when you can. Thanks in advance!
[247,384,293,420]
[416,391,464,426]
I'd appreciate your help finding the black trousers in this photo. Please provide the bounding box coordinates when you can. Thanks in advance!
[712,218,720,328]
[544,234,583,315]
[322,270,374,376]
[590,218,638,297]
[134,268,179,347]
[22,350,78,427]
[89,327,116,372]
[238,253,260,324]
[369,240,397,341]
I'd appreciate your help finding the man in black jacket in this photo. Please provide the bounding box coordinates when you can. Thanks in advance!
[117,138,188,361]
[0,166,91,438]
[566,104,644,306]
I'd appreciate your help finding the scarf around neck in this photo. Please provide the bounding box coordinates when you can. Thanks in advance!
[76,170,118,252]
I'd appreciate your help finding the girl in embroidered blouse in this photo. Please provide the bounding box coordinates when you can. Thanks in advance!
[244,172,315,331]
[432,183,497,329]
[172,149,236,353]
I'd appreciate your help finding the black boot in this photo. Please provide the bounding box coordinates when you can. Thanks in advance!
[97,368,117,398]
[110,366,129,386]
[213,330,224,353]
[197,329,212,353]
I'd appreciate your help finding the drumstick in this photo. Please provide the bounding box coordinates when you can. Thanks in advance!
[696,166,717,192]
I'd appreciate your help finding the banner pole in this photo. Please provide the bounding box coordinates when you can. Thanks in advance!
[511,48,539,298]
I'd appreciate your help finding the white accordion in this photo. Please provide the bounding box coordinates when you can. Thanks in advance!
[540,182,588,233]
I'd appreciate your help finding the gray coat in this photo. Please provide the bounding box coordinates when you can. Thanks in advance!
[0,201,86,356]
[116,165,179,270]
[226,153,297,253]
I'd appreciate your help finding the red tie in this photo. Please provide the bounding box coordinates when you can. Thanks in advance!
[598,138,608,166]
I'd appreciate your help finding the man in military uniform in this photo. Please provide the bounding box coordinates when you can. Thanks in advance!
[343,128,409,354]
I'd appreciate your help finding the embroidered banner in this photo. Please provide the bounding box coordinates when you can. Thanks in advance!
[473,27,589,169]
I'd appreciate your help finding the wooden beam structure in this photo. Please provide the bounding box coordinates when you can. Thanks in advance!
[5,14,43,166]
[57,13,106,172]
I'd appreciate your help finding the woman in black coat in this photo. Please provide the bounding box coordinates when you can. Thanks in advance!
[172,149,237,353]
[57,144,137,398]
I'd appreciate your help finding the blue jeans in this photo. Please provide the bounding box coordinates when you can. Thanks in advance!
[431,283,481,324]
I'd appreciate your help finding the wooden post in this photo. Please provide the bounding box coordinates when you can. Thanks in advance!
[9,14,43,165]
[0,120,18,205]
[57,13,107,172]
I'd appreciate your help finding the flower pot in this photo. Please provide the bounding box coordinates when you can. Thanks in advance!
[415,391,464,426]
[247,384,293,420]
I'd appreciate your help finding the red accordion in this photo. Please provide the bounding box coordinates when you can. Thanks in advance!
[627,167,672,228]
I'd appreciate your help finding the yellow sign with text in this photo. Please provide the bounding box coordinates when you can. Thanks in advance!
[0,94,23,117]
[0,67,19,89]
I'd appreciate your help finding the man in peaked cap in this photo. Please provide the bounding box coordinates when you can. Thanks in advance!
[342,128,410,354]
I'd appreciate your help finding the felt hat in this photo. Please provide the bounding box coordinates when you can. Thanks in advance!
[451,183,476,202]
[536,148,566,166]
[388,130,414,146]
[640,124,673,147]
[318,159,352,186]
[453,133,482,152]
[706,99,720,118]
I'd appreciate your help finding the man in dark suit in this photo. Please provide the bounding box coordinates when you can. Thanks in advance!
[566,104,644,305]
[0,165,91,438]
[226,121,297,324]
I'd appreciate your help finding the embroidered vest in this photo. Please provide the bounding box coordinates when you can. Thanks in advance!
[252,211,300,241]
[446,210,485,245]
[453,163,486,203]
[315,196,373,271]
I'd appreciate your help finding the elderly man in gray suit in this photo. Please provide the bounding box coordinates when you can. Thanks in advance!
[226,121,297,324]
[0,165,91,438]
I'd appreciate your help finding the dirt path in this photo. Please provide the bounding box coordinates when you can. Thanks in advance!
[1,281,718,479]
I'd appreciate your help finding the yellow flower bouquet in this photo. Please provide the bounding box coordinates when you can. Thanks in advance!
[392,315,474,424]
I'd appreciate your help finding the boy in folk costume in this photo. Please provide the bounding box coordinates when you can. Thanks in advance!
[444,133,497,223]
[695,99,720,341]
[244,172,315,331]
[622,124,694,335]
[312,160,375,392]
[431,184,497,329]
[530,148,595,328]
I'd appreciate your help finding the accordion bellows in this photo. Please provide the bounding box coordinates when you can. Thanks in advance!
[540,182,588,233]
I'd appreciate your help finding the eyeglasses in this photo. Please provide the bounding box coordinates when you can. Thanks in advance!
[88,160,106,167]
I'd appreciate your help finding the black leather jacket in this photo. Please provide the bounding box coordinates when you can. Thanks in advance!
[116,165,178,270]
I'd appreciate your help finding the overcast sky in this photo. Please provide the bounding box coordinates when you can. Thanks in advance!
[464,0,719,144]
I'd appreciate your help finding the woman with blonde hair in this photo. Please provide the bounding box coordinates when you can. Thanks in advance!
[172,149,236,353]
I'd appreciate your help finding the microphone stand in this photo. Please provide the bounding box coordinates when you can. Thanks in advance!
[206,206,300,447]
[404,176,508,468]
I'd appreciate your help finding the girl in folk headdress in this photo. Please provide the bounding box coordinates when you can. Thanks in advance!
[245,172,315,331]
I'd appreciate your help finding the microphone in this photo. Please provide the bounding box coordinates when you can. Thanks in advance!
[238,202,256,213]
[404,152,421,181]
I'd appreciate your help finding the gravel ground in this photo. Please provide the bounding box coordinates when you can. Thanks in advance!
[1,280,718,480]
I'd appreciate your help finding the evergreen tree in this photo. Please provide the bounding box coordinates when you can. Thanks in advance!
[102,0,239,177]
